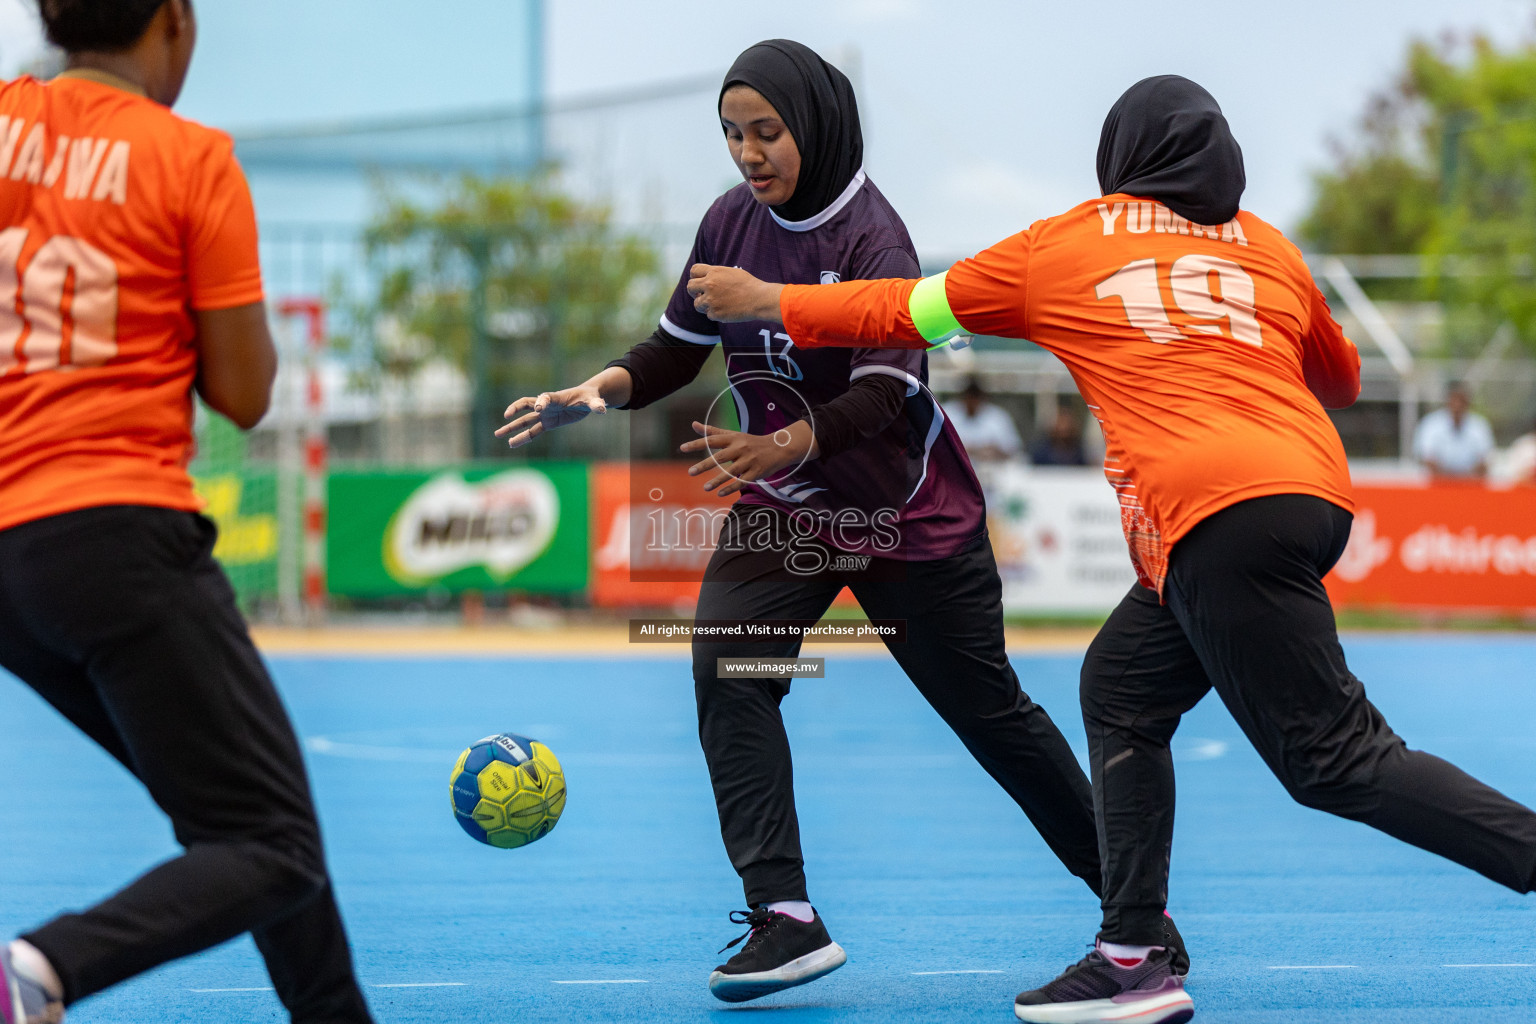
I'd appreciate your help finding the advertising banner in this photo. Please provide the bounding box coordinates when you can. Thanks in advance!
[328,465,589,597]
[1325,483,1536,613]
[982,465,1138,614]
[590,462,735,609]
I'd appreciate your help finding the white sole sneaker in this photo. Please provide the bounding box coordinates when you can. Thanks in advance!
[708,941,847,1003]
[1014,986,1194,1023]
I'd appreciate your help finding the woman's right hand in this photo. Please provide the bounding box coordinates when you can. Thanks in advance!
[496,382,609,449]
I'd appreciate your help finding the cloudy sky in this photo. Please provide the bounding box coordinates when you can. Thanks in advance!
[3,0,1533,254]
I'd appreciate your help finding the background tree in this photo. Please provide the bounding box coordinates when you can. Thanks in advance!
[1299,33,1536,354]
[357,172,666,457]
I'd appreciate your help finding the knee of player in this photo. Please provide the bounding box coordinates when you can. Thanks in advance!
[262,835,330,904]
[1078,652,1119,714]
[1280,760,1382,818]
[1077,669,1134,729]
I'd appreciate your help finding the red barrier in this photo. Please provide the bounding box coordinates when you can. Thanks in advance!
[590,462,859,611]
[1326,483,1536,613]
[590,462,732,610]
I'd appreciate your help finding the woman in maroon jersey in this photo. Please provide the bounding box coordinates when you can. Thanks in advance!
[500,39,1185,1003]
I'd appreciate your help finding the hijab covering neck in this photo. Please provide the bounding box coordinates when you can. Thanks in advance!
[721,39,863,225]
[1096,75,1245,225]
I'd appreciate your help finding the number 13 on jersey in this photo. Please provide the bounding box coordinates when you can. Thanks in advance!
[1095,254,1262,348]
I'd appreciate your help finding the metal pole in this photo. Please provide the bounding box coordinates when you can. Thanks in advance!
[528,0,546,168]
[1399,377,1418,467]
[547,284,567,459]
[275,308,301,625]
[468,233,491,459]
[277,297,329,624]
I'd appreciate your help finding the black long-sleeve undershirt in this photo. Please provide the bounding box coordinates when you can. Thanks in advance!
[605,328,909,460]
[605,328,712,411]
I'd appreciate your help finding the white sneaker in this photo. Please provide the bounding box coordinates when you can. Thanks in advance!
[1,945,64,1024]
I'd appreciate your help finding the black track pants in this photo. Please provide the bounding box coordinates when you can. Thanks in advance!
[692,505,1102,906]
[0,506,373,1023]
[1082,494,1536,945]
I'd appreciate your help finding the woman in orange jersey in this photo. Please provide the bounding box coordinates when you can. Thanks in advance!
[0,3,372,1022]
[687,75,1536,1024]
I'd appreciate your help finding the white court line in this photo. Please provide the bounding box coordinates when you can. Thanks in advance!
[371,982,467,989]
[188,987,274,993]
[1267,965,1358,970]
[552,979,649,985]
[1443,963,1533,968]
[911,970,1007,975]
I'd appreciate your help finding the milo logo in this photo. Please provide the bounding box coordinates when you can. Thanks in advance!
[384,470,559,584]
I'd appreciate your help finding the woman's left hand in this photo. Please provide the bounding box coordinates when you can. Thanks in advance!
[687,265,785,323]
[680,420,819,496]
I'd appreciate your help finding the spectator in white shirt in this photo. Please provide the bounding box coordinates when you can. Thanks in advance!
[945,377,1023,462]
[1414,382,1494,479]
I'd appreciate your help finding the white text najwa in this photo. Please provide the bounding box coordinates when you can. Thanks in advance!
[0,116,129,205]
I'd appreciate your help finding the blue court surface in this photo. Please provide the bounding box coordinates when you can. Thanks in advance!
[2,635,1533,1023]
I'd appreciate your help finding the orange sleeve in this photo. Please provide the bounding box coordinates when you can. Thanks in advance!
[940,231,1034,339]
[779,278,925,349]
[779,230,1037,349]
[185,136,264,311]
[1300,285,1360,410]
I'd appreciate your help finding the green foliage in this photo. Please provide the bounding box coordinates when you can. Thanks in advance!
[357,171,665,405]
[1299,153,1438,255]
[1299,35,1536,352]
[1411,39,1536,348]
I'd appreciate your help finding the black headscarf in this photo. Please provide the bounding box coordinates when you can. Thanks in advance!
[721,39,863,223]
[1096,75,1245,225]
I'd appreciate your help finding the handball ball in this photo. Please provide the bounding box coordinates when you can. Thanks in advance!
[450,733,567,849]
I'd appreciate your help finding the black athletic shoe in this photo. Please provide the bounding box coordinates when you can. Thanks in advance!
[707,907,847,1003]
[1161,914,1191,977]
[1014,947,1192,1023]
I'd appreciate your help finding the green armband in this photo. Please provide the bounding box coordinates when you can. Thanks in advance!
[909,272,965,345]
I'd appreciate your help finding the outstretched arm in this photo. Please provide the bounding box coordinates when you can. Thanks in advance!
[687,265,928,349]
[497,366,631,449]
[688,231,1033,349]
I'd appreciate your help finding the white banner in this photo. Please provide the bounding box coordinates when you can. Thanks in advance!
[979,465,1136,614]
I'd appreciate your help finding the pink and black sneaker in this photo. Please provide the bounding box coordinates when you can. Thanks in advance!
[1013,944,1192,1023]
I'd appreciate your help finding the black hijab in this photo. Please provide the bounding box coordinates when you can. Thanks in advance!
[1096,75,1245,225]
[721,39,863,223]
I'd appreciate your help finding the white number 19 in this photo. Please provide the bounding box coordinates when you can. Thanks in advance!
[1094,254,1263,348]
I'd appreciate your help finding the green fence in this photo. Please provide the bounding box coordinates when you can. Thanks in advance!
[195,471,284,602]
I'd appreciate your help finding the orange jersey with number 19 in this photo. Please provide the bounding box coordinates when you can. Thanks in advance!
[0,72,263,533]
[779,194,1360,592]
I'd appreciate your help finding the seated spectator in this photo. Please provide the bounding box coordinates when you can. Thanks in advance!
[1029,407,1089,466]
[1414,382,1493,479]
[945,376,1023,462]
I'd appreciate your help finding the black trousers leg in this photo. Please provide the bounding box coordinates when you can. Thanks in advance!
[692,512,843,906]
[1164,494,1536,897]
[0,507,371,1022]
[1080,585,1211,944]
[852,540,1103,895]
[253,885,373,1023]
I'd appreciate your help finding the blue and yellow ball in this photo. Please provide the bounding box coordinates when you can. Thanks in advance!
[450,733,566,849]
